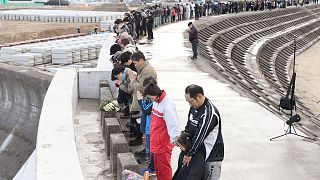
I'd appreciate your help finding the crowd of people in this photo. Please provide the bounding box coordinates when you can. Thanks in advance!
[96,4,226,179]
[97,1,320,179]
[108,0,316,41]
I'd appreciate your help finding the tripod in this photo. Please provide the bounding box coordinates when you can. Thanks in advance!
[270,37,315,141]
[270,117,315,141]
[270,73,315,141]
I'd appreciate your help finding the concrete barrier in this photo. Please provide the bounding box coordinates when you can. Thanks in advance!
[100,86,116,132]
[36,69,84,179]
[110,133,130,174]
[99,81,113,101]
[104,118,122,156]
[78,68,109,99]
[99,80,109,126]
[117,153,140,180]
[0,62,52,179]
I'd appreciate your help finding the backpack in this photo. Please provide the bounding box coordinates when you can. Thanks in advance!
[279,73,296,110]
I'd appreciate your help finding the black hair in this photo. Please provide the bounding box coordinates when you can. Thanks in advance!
[114,19,123,24]
[120,51,132,64]
[144,81,161,97]
[185,84,204,99]
[188,22,192,26]
[130,50,146,61]
[177,131,192,152]
[111,66,126,81]
[110,44,122,55]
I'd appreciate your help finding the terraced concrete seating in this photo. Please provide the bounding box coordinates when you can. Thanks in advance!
[197,4,320,127]
[258,20,320,92]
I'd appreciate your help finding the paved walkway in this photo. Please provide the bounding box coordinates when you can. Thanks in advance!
[74,99,111,180]
[137,21,320,180]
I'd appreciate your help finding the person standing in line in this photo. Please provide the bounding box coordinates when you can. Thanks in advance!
[146,12,154,40]
[190,2,195,19]
[127,51,157,146]
[187,22,199,60]
[183,84,224,180]
[143,81,180,180]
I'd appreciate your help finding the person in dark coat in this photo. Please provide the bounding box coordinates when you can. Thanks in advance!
[146,12,154,40]
[187,22,199,60]
[172,132,205,180]
[183,84,224,180]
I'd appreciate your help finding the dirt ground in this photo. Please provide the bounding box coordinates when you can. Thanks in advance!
[295,40,320,117]
[0,3,131,44]
[0,20,99,44]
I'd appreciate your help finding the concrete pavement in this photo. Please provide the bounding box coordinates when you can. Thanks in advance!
[137,21,320,180]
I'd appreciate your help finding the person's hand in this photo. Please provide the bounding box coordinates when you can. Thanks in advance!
[173,140,179,147]
[128,70,137,81]
[183,155,192,166]
[115,79,121,86]
[137,91,143,100]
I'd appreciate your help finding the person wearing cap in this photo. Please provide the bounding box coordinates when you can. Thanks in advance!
[112,66,135,95]
[110,51,122,67]
[187,22,199,60]
[110,43,122,56]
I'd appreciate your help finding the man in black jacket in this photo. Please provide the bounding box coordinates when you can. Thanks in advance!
[187,22,199,60]
[183,84,224,180]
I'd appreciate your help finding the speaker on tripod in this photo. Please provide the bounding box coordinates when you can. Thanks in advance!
[270,37,315,141]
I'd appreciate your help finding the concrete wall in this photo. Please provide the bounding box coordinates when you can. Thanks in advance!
[0,62,52,179]
[7,34,116,179]
[36,69,84,179]
[79,69,109,99]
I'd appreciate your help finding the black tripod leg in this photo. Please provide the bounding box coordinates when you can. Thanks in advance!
[291,125,297,134]
[270,133,288,141]
[291,133,316,141]
[291,125,315,140]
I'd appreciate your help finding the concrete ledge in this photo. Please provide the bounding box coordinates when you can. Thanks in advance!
[99,84,116,133]
[99,80,109,88]
[117,153,140,180]
[110,133,130,174]
[100,86,114,102]
[36,69,84,179]
[104,118,122,156]
[99,80,111,127]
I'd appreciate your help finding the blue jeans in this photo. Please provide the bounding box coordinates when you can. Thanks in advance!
[191,41,198,58]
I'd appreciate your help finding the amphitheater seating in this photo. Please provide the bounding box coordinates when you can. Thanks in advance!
[197,4,320,128]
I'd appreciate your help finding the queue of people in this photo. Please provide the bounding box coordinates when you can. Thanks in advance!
[112,0,313,41]
[98,7,225,179]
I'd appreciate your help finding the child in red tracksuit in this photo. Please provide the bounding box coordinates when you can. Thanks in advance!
[143,81,180,180]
